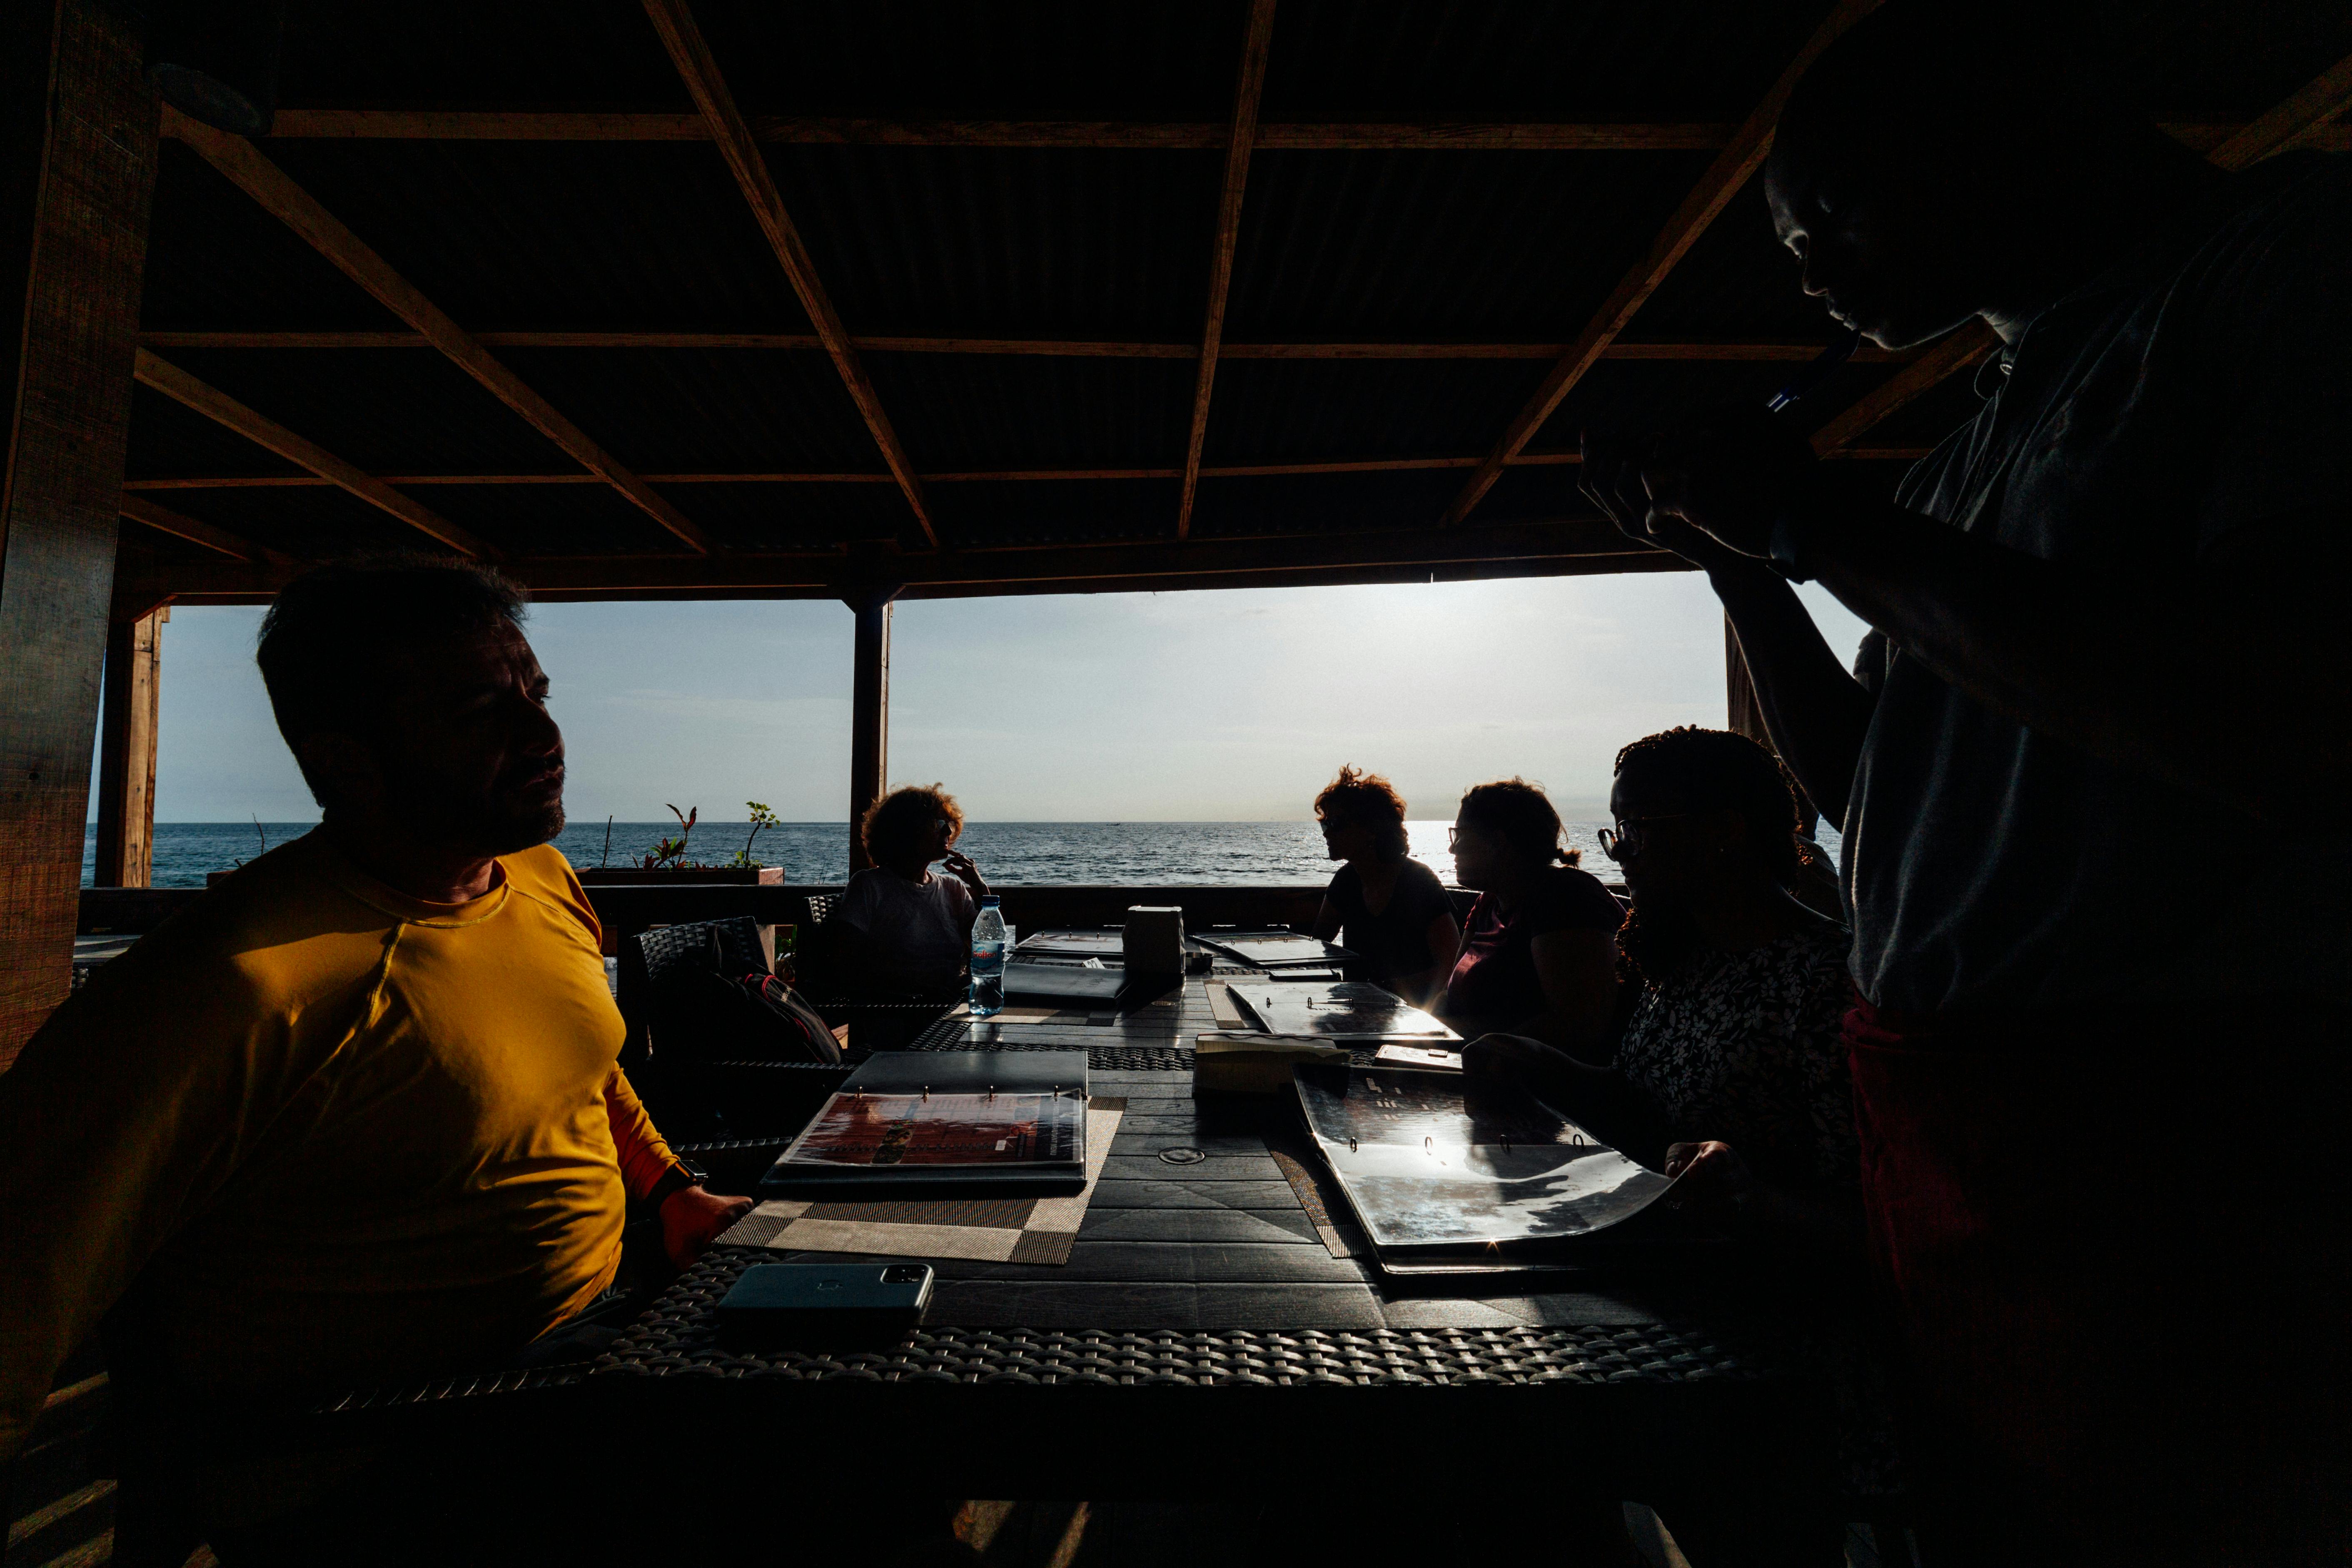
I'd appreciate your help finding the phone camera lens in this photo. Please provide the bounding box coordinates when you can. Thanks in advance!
[881,1265,926,1284]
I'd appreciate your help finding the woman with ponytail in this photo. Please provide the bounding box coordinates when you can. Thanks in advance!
[1437,777,1625,1049]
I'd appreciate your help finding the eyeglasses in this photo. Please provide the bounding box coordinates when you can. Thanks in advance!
[1597,814,1695,863]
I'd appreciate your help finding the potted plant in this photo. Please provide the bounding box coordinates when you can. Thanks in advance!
[575,803,786,887]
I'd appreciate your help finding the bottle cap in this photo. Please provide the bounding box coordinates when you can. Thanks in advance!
[981,894,1001,905]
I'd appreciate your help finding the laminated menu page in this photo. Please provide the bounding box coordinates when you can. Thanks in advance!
[1293,1064,1673,1270]
[758,1050,1090,1197]
[1225,980,1457,1041]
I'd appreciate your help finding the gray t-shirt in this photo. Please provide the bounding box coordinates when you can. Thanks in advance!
[1845,153,2352,1016]
[838,867,977,993]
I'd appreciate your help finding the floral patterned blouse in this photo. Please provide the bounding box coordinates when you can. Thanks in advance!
[1614,925,1858,1186]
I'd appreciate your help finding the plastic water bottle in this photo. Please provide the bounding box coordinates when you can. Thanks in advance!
[969,896,1008,1018]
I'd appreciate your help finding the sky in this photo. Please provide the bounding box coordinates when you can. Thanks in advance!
[126,571,1871,824]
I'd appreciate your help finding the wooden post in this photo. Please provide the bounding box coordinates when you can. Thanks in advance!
[1726,613,1820,835]
[0,0,159,1064]
[94,605,167,887]
[846,595,893,872]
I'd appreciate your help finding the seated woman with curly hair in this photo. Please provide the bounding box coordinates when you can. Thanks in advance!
[1465,728,1857,1248]
[834,783,991,997]
[1309,765,1460,1004]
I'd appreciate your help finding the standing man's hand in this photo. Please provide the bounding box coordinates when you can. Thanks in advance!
[659,1185,753,1269]
[940,849,989,900]
[1582,406,1821,561]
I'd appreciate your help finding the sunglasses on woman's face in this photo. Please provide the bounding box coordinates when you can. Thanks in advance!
[1597,813,1695,863]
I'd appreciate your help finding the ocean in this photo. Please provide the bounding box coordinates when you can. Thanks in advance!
[87,818,1846,891]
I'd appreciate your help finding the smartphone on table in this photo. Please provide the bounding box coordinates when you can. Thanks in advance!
[716,1261,935,1346]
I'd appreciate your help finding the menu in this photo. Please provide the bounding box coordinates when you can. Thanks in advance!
[758,1049,1090,1195]
[1227,980,1457,1041]
[1294,1065,1672,1264]
[783,1089,1084,1168]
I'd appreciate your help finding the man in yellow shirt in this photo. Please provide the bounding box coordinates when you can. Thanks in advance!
[0,558,749,1470]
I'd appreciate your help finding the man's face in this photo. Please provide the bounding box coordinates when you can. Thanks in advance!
[1764,141,1993,351]
[368,619,566,858]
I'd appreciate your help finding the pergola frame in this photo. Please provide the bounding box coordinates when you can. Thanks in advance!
[5,0,2347,1060]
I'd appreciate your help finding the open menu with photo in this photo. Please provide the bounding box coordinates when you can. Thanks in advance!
[1292,1064,1674,1271]
[760,1050,1090,1196]
[1226,980,1458,1041]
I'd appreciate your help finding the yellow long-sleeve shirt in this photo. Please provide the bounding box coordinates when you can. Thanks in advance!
[0,831,682,1458]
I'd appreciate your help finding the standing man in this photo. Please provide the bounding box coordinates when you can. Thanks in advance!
[0,558,750,1548]
[1583,6,2352,1562]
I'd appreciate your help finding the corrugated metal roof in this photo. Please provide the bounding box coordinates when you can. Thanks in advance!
[1264,0,1826,120]
[705,0,1249,121]
[121,0,2352,576]
[1229,149,1711,340]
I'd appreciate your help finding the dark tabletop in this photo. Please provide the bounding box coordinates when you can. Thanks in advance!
[302,963,1850,1506]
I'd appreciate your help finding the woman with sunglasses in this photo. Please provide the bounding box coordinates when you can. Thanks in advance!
[1437,778,1626,1051]
[1464,728,1857,1246]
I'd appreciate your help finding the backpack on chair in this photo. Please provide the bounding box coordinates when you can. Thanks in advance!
[643,920,841,1065]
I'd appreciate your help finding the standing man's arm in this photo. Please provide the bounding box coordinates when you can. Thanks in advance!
[1580,452,1877,825]
[1711,560,1878,828]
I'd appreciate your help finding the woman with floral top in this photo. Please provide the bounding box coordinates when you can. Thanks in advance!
[1463,725,1858,1242]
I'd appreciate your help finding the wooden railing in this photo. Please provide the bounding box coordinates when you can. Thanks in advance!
[78,882,1334,939]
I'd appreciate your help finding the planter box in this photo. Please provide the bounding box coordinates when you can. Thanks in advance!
[575,866,783,887]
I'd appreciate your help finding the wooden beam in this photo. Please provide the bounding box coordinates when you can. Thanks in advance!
[122,451,1596,492]
[132,348,495,557]
[642,0,937,551]
[135,518,1648,601]
[118,493,291,563]
[0,0,156,1062]
[135,328,1910,361]
[1438,0,1884,527]
[249,110,2348,154]
[1806,57,2352,454]
[2206,53,2352,168]
[255,112,1734,148]
[1178,0,1279,541]
[93,606,165,887]
[159,108,716,555]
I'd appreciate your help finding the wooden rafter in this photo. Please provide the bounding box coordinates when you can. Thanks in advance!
[641,0,937,551]
[160,107,714,556]
[2206,51,2352,167]
[120,446,1925,493]
[132,348,494,558]
[1808,50,2352,455]
[1438,0,1884,527]
[254,113,1730,148]
[249,110,2346,155]
[136,329,1910,364]
[1177,0,1279,541]
[132,518,1666,604]
[118,494,291,563]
